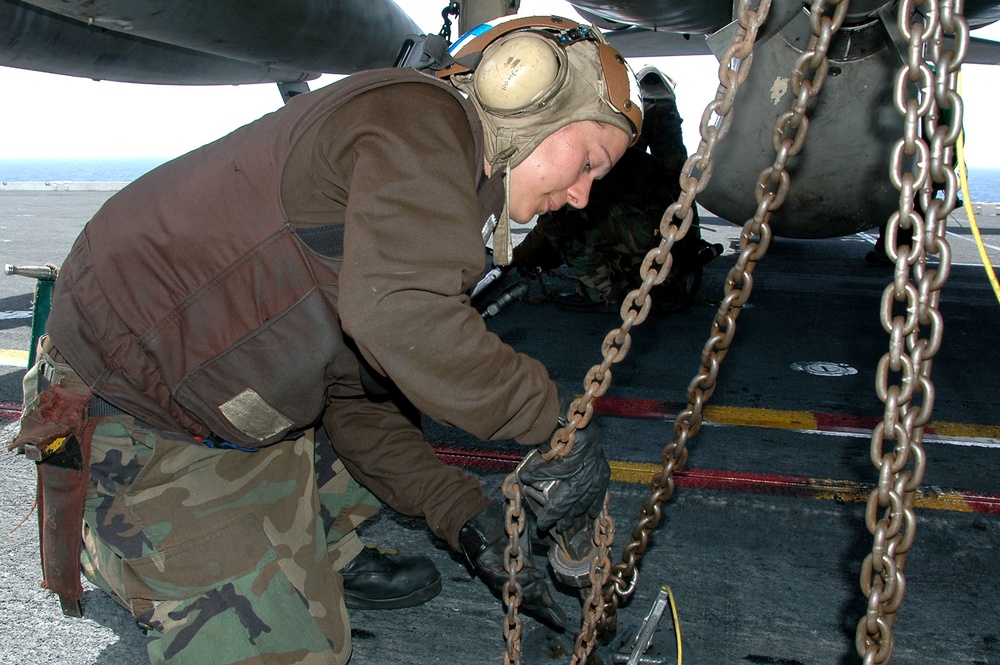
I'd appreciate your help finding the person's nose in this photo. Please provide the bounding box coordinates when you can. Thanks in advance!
[566,176,594,209]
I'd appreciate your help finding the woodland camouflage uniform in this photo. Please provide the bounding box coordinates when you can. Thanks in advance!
[82,415,380,663]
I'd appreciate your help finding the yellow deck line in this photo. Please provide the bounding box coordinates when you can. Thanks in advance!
[701,403,1000,443]
[0,349,29,368]
[704,404,818,430]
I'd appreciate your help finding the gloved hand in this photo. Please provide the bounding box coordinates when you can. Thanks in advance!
[517,384,611,533]
[510,223,563,277]
[459,501,567,631]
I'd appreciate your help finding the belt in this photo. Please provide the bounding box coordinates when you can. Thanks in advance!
[88,394,131,418]
[88,395,259,452]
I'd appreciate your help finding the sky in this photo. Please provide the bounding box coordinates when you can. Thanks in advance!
[1,0,999,168]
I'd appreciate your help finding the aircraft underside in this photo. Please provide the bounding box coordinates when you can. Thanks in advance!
[2,0,999,237]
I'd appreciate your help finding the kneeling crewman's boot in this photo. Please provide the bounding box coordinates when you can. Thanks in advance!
[340,544,442,610]
[459,501,567,630]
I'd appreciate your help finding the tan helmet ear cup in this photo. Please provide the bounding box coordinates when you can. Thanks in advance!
[473,34,560,113]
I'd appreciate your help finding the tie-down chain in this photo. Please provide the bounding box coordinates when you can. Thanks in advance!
[856,2,966,664]
[593,0,851,645]
[497,0,965,663]
[500,0,784,660]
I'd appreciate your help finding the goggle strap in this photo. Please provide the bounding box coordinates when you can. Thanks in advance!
[493,169,514,266]
[596,42,642,144]
[435,16,583,78]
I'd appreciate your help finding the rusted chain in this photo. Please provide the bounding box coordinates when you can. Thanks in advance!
[501,474,525,665]
[594,0,846,642]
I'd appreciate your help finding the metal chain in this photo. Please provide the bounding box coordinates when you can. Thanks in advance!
[570,493,616,664]
[563,0,773,634]
[439,1,461,41]
[593,0,848,638]
[855,1,966,663]
[501,474,525,665]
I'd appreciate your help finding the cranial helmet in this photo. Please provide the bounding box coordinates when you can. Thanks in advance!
[438,15,641,171]
[436,15,642,263]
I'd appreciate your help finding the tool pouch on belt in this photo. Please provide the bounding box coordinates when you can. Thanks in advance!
[9,334,93,617]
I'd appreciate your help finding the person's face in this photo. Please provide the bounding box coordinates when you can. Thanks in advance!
[507,121,630,223]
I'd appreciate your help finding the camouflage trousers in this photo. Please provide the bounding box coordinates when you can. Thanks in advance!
[537,199,703,305]
[80,415,381,665]
[539,200,663,303]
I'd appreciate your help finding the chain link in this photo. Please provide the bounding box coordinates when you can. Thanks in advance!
[856,1,966,662]
[585,0,802,631]
[570,494,616,665]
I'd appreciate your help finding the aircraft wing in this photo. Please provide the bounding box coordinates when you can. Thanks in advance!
[3,0,998,83]
[604,25,1000,65]
[587,0,1000,63]
[3,0,998,238]
[968,32,1000,64]
[603,28,714,58]
[570,0,1000,34]
[0,0,420,84]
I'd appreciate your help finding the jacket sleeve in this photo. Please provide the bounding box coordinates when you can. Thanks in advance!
[324,82,560,445]
[322,394,490,551]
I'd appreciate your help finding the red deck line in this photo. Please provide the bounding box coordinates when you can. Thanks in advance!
[0,401,21,420]
[3,401,996,514]
[592,396,682,420]
[429,445,1000,515]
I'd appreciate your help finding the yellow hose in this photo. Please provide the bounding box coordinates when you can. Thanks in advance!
[956,70,1000,305]
[666,585,683,665]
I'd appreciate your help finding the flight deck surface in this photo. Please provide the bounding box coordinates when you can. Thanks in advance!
[1,190,997,664]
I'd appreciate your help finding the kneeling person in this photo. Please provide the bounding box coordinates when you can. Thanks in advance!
[12,15,638,665]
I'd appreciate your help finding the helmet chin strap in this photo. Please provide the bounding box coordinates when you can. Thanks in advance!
[488,143,517,267]
[493,167,514,266]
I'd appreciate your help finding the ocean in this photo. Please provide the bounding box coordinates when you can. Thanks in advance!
[0,157,168,184]
[2,158,1000,202]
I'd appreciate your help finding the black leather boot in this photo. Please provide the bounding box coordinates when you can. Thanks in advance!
[340,544,442,610]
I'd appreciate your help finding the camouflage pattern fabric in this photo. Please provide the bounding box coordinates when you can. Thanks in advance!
[635,97,688,177]
[528,94,702,304]
[537,190,664,303]
[81,415,381,664]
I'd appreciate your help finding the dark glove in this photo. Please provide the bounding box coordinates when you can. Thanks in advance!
[517,384,611,533]
[458,501,567,631]
[511,222,562,276]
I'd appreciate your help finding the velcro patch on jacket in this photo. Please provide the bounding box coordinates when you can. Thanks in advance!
[219,389,294,442]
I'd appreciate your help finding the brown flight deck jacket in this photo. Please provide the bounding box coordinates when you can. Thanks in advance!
[47,68,560,547]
